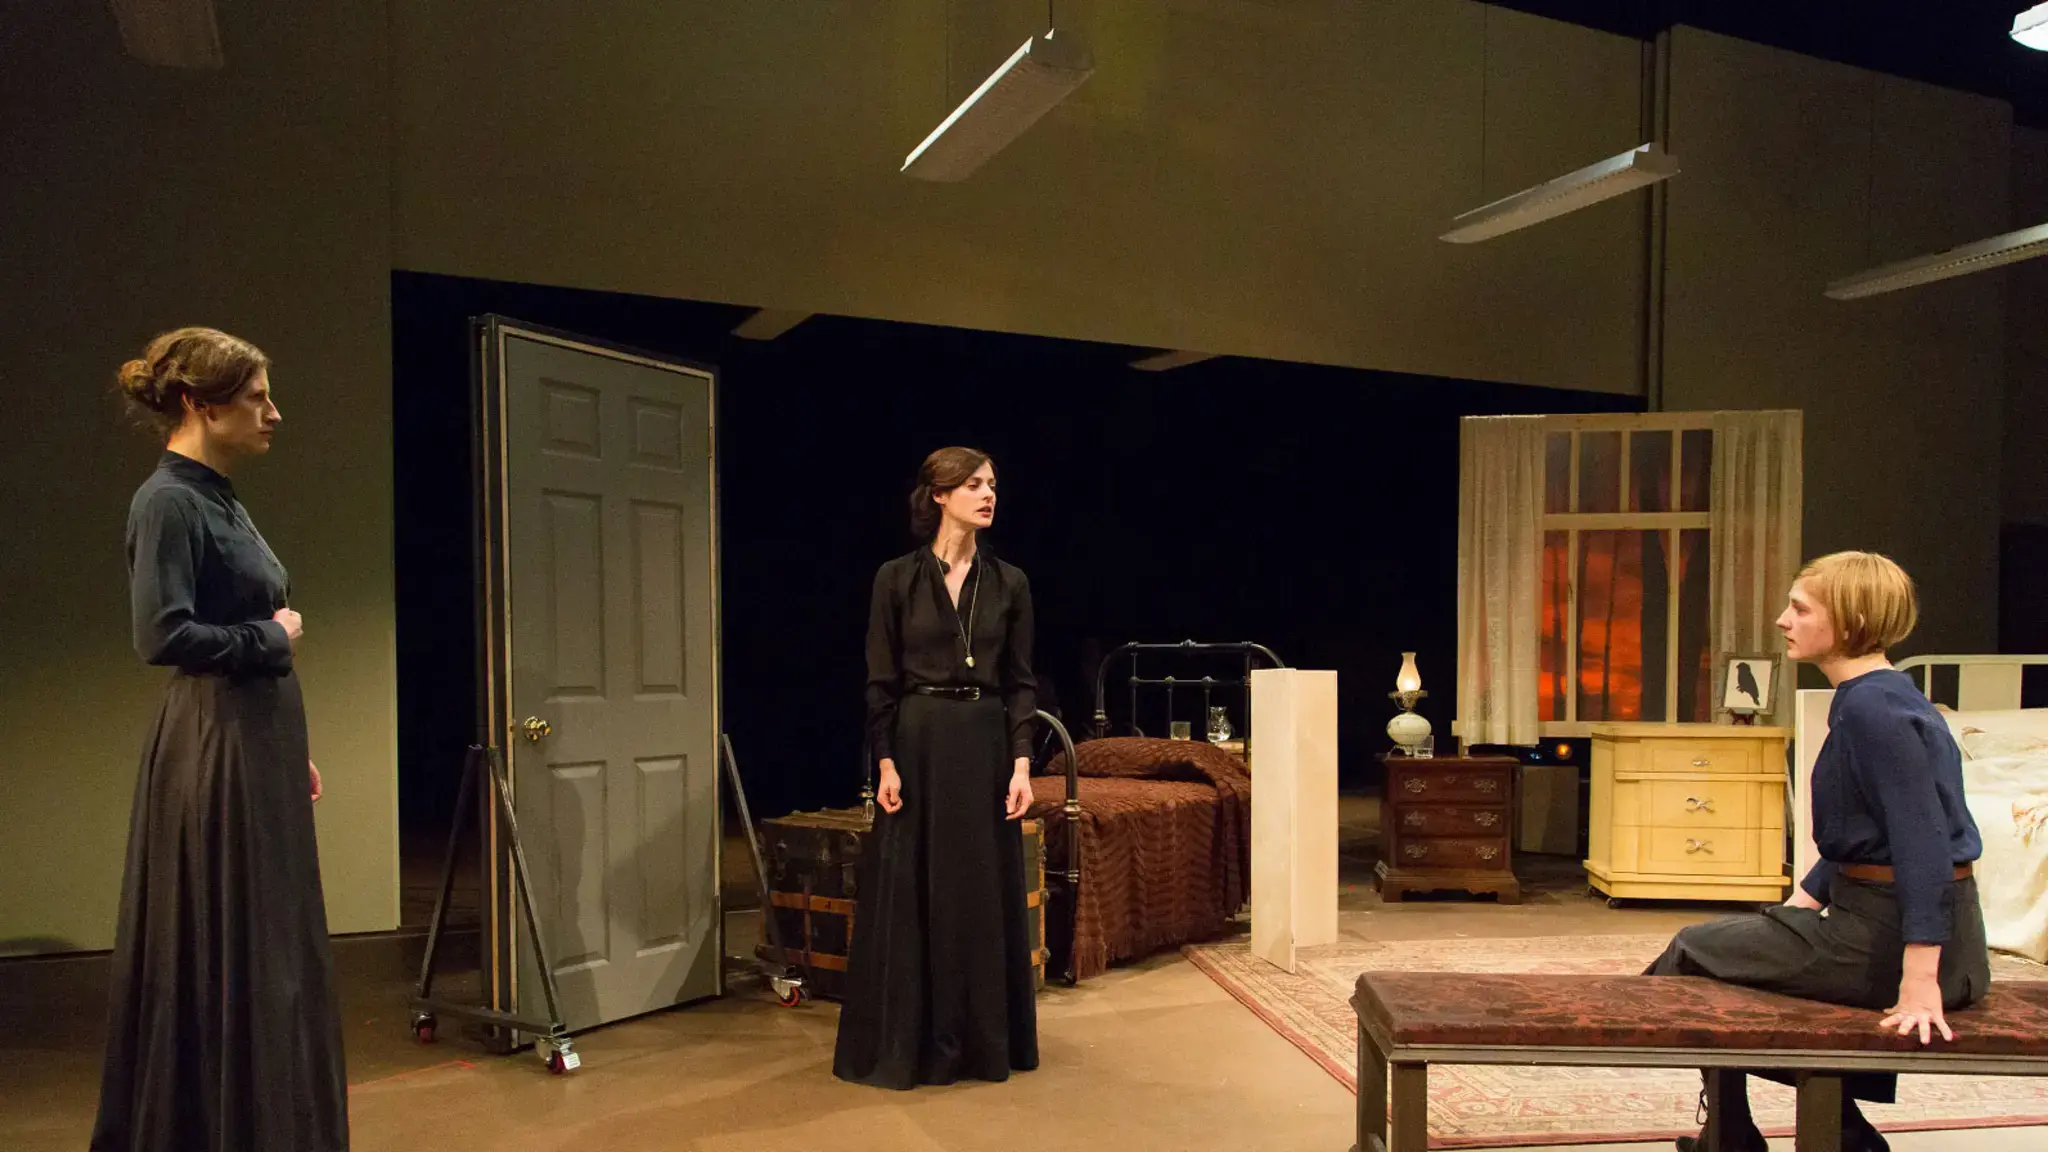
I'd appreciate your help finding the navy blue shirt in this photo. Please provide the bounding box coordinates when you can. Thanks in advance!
[127,452,294,676]
[1799,668,1981,944]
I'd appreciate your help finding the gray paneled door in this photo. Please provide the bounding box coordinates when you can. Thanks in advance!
[478,318,721,1035]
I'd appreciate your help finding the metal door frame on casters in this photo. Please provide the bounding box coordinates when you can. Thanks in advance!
[408,743,580,1073]
[462,313,727,1062]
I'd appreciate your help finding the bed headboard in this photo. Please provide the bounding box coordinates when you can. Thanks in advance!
[1791,654,2048,881]
[1892,654,2048,712]
[1088,640,1287,742]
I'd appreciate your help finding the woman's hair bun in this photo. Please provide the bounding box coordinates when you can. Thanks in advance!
[116,328,270,435]
[117,358,166,412]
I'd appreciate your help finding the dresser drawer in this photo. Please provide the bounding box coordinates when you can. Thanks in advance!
[1396,806,1508,838]
[1643,781,1756,829]
[1390,766,1510,803]
[1645,742,1760,776]
[1640,826,1760,875]
[1391,836,1509,871]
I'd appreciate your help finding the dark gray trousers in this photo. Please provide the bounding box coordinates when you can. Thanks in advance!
[1643,874,1990,1104]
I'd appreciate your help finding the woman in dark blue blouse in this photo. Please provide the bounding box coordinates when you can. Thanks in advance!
[1649,552,1987,1152]
[93,329,347,1152]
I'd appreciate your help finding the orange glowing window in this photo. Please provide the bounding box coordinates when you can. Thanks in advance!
[1537,425,1714,727]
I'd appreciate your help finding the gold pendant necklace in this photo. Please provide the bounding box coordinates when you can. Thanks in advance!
[954,560,981,669]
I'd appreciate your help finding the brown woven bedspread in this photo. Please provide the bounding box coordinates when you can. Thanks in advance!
[1030,738,1251,980]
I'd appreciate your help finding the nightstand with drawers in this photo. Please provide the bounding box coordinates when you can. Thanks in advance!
[1585,724,1791,906]
[1376,754,1521,903]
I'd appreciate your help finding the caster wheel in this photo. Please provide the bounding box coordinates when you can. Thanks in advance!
[1607,896,1627,910]
[538,1040,582,1074]
[411,1013,437,1044]
[776,986,805,1008]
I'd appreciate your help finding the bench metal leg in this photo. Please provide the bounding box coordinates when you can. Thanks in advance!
[1389,1062,1428,1152]
[1701,1069,1748,1152]
[1794,1072,1844,1152]
[1353,1022,1388,1152]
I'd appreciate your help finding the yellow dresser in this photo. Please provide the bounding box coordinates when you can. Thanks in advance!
[1585,724,1790,906]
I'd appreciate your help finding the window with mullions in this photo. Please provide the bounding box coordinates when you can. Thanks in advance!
[1538,419,1715,729]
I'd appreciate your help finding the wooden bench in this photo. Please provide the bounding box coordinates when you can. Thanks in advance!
[1350,972,2048,1152]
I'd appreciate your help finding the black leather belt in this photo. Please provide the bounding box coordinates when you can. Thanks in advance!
[913,685,983,701]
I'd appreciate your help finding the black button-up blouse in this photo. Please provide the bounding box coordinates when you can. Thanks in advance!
[863,546,1038,762]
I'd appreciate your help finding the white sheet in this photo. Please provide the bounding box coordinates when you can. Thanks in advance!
[1960,749,2048,963]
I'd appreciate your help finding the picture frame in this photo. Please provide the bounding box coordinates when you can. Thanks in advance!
[1720,654,1777,716]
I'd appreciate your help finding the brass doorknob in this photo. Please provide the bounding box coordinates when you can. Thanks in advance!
[520,716,552,743]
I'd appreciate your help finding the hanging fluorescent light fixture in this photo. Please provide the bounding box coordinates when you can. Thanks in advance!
[2013,3,2048,50]
[109,0,224,68]
[1824,221,2048,300]
[1129,350,1218,371]
[731,309,812,340]
[901,30,1094,182]
[1440,144,1679,244]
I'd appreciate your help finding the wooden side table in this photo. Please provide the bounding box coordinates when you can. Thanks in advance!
[1376,754,1521,903]
[1585,724,1790,906]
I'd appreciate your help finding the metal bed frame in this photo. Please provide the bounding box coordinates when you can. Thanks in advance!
[1021,640,1285,983]
[1089,639,1289,740]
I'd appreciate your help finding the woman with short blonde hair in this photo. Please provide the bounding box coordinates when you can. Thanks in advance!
[1648,552,1986,1152]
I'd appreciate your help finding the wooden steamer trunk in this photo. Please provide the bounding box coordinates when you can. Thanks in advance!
[755,807,1047,998]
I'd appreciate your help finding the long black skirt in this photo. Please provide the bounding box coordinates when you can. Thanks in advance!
[1644,872,1991,1103]
[832,693,1039,1089]
[92,670,349,1152]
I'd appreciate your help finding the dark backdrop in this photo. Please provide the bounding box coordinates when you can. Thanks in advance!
[392,271,1639,833]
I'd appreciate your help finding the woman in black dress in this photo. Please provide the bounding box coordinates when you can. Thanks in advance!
[832,446,1041,1090]
[1650,552,1987,1152]
[93,328,349,1152]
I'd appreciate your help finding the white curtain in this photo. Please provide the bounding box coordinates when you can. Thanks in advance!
[1456,416,1544,748]
[1710,411,1803,722]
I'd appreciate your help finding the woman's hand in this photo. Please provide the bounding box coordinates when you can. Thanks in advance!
[274,607,303,649]
[1785,887,1824,911]
[1004,760,1032,820]
[309,760,323,803]
[1881,946,1952,1044]
[876,759,903,813]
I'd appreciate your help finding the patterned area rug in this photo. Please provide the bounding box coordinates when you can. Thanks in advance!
[1183,933,2048,1149]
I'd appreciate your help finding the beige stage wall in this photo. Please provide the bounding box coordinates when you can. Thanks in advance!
[2006,127,2048,534]
[1660,27,2013,660]
[390,0,1653,396]
[0,2,2034,952]
[0,4,398,953]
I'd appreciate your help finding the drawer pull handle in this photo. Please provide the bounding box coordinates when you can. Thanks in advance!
[1404,844,1429,860]
[1478,845,1499,861]
[1692,758,1711,767]
[1476,812,1501,828]
[1684,796,1716,814]
[1404,778,1427,794]
[1403,811,1426,828]
[1475,778,1500,794]
[1686,838,1714,854]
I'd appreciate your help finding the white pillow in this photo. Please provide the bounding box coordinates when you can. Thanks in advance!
[1963,728,2048,761]
[1940,708,2048,759]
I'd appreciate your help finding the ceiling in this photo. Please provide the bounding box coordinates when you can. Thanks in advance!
[1492,0,2048,128]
